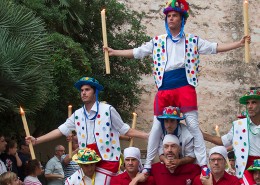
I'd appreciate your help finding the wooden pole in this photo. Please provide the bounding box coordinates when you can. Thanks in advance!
[243,0,250,63]
[129,113,137,147]
[68,105,72,158]
[101,9,110,74]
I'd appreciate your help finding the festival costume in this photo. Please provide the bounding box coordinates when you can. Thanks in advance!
[110,171,155,185]
[135,27,217,169]
[240,159,260,185]
[157,107,195,159]
[65,148,110,185]
[131,0,218,169]
[192,171,240,185]
[221,90,260,178]
[151,162,200,185]
[59,77,131,184]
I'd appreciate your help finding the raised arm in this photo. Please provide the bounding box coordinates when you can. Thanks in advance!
[217,35,251,53]
[104,47,134,58]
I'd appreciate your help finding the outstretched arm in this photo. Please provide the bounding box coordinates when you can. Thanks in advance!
[217,35,251,53]
[202,132,223,146]
[103,46,134,58]
[25,129,63,145]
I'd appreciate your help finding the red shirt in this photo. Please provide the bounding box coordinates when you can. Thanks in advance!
[239,170,256,185]
[110,171,155,185]
[151,162,201,185]
[192,171,240,185]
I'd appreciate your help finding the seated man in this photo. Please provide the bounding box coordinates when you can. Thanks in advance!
[65,148,103,185]
[151,134,200,185]
[158,106,196,169]
[110,147,154,185]
[193,146,240,185]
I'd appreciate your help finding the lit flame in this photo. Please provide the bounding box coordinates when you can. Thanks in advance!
[133,112,137,116]
[20,106,25,115]
[68,105,72,108]
[244,0,248,3]
[215,125,219,130]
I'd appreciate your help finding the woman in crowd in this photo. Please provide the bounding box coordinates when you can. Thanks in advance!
[0,139,22,175]
[24,159,43,185]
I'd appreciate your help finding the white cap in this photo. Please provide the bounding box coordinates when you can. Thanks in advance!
[124,147,143,171]
[163,134,180,146]
[209,146,227,159]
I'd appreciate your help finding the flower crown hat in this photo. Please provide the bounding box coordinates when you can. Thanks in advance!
[163,0,190,43]
[163,0,189,19]
[247,159,260,171]
[157,106,185,120]
[239,89,260,105]
[72,148,101,165]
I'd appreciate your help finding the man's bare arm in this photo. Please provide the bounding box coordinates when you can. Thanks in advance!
[202,132,223,145]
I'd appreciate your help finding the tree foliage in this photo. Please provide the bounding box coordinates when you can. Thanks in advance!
[0,0,152,138]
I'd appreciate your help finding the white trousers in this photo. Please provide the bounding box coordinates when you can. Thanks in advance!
[144,110,207,168]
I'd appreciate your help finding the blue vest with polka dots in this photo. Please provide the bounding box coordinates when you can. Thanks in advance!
[152,33,200,89]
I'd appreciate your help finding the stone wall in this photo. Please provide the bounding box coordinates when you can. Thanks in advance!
[118,0,260,150]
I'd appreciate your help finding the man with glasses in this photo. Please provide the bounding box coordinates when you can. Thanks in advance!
[0,133,7,174]
[45,145,65,185]
[202,89,260,178]
[193,146,240,185]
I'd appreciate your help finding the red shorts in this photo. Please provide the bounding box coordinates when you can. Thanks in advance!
[154,85,197,115]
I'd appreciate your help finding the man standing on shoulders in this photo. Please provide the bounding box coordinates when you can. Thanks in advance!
[151,135,200,185]
[45,145,65,185]
[110,147,155,185]
[105,0,251,174]
[203,89,260,178]
[193,146,240,185]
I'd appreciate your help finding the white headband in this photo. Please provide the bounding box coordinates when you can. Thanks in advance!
[124,147,143,171]
[209,146,227,159]
[163,134,180,146]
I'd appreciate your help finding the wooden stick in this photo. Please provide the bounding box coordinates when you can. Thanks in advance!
[101,9,110,74]
[68,105,73,158]
[129,113,137,147]
[20,107,36,159]
[243,0,250,63]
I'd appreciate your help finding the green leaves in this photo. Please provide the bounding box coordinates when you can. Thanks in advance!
[0,0,52,113]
